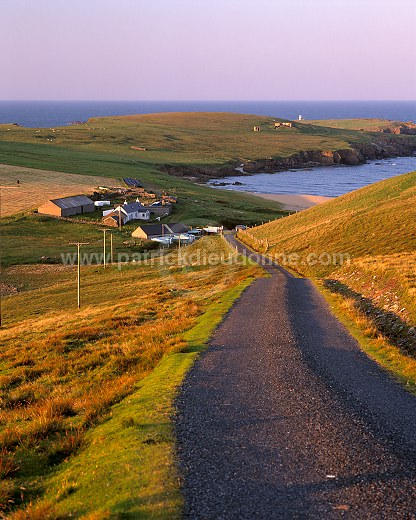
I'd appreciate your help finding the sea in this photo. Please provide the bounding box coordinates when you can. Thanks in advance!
[208,157,416,198]
[1,100,415,196]
[0,100,415,128]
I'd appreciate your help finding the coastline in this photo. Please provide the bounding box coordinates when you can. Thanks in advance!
[245,192,333,211]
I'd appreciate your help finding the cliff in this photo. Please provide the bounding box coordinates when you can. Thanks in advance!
[159,135,416,180]
[242,136,416,174]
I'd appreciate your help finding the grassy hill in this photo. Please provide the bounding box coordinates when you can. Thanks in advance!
[240,171,416,391]
[0,112,367,169]
[244,170,416,278]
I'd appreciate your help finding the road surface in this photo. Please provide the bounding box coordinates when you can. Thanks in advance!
[175,235,416,519]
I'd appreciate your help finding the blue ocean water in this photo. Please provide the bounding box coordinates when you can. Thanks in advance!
[0,100,415,128]
[209,156,416,197]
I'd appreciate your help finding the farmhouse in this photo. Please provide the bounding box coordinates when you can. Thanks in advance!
[132,223,190,240]
[102,201,150,226]
[38,195,95,217]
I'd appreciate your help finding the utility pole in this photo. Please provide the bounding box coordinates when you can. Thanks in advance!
[100,229,111,268]
[110,233,113,264]
[69,242,89,309]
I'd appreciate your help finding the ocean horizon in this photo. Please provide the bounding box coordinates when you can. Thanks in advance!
[0,100,415,128]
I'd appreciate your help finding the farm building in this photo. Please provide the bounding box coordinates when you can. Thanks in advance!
[147,202,172,218]
[38,195,95,217]
[102,214,125,227]
[253,126,261,132]
[132,223,190,240]
[274,122,293,128]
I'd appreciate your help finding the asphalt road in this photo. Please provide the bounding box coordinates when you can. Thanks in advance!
[175,235,416,519]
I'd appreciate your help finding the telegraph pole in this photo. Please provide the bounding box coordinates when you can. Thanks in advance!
[100,229,111,268]
[110,233,113,264]
[69,242,89,309]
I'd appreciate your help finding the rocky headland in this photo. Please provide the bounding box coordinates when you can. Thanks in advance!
[158,133,416,180]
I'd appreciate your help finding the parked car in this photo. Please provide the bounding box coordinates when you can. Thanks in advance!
[235,224,247,231]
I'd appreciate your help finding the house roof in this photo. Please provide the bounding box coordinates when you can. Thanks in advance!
[119,202,149,214]
[135,223,190,237]
[103,215,122,224]
[49,195,94,209]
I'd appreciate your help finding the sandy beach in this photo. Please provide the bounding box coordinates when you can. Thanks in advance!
[246,192,334,211]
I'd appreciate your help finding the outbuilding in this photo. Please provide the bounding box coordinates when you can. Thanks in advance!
[38,195,95,217]
[132,223,190,240]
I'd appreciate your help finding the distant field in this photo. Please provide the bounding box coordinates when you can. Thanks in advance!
[304,118,402,132]
[0,112,373,170]
[0,164,118,216]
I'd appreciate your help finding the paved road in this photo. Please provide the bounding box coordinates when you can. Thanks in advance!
[175,235,416,519]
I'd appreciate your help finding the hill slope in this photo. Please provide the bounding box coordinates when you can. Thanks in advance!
[241,171,416,326]
[246,170,416,275]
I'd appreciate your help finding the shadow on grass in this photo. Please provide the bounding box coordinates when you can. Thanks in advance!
[324,279,416,358]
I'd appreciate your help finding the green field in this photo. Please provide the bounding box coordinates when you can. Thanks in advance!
[0,112,364,169]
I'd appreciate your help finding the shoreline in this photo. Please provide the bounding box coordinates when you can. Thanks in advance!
[245,192,334,211]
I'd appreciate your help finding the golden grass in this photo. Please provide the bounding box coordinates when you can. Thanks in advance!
[0,237,261,516]
[332,252,416,324]
[305,118,404,132]
[0,164,118,216]
[245,171,416,278]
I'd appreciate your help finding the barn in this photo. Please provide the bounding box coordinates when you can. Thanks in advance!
[38,195,95,217]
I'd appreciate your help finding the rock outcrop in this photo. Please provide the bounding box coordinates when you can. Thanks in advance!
[239,136,416,174]
[382,123,416,135]
[158,135,416,180]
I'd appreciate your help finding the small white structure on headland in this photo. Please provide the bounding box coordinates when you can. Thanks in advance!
[298,115,303,121]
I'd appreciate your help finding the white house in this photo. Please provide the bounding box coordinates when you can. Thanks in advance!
[103,200,150,224]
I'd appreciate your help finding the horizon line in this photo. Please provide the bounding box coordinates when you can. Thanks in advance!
[1,99,416,103]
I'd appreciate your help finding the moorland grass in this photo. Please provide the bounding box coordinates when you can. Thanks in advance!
[0,237,262,517]
[244,171,416,278]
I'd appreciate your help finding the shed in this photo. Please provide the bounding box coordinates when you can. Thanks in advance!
[38,195,95,217]
[132,223,190,240]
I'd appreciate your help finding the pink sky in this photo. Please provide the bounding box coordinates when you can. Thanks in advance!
[2,0,415,100]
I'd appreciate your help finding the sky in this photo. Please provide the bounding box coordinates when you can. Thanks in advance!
[1,0,415,101]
